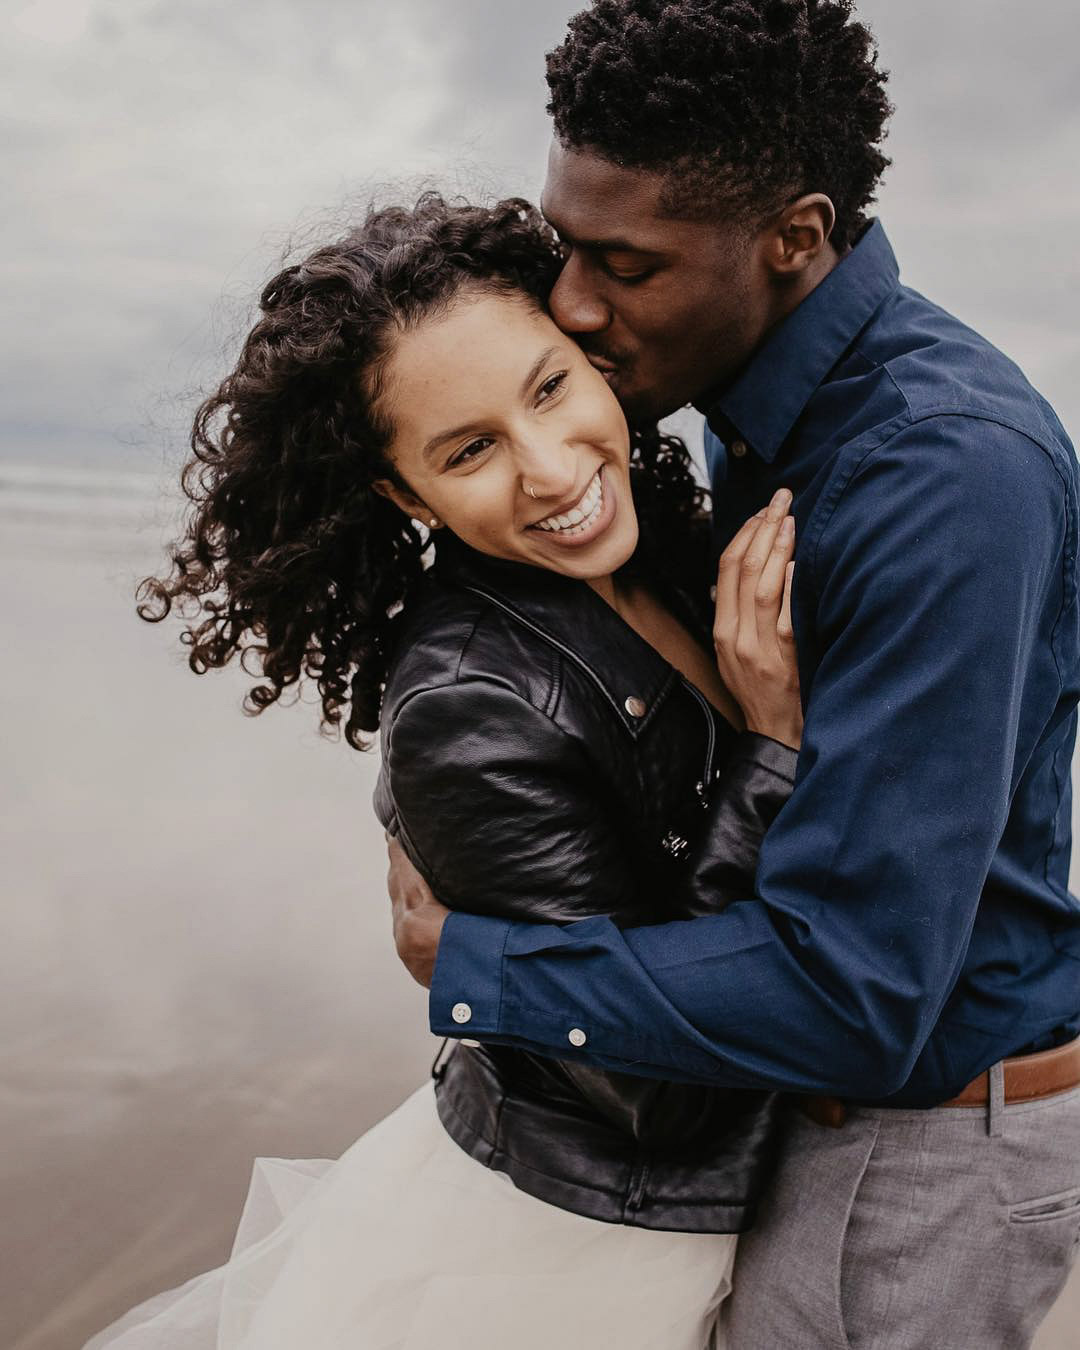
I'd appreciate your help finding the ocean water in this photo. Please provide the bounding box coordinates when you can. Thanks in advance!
[1,459,1076,1349]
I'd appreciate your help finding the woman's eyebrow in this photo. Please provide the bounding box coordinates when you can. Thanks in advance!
[422,421,484,462]
[519,346,561,400]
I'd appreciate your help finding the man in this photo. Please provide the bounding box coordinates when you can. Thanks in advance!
[388,2,1080,1344]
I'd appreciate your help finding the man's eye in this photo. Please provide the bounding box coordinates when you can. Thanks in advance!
[537,371,568,402]
[605,265,653,284]
[450,438,493,467]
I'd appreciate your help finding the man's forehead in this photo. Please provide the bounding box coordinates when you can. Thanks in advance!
[542,141,670,249]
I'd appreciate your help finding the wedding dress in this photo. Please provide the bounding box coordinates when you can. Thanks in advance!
[83,1081,735,1350]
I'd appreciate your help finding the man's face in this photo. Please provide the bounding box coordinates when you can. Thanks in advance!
[542,141,770,424]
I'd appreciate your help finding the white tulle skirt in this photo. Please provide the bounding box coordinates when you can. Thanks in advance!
[83,1081,736,1350]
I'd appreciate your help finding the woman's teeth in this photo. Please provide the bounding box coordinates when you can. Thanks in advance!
[534,472,604,535]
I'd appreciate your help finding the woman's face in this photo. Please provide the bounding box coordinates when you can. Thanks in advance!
[376,289,638,581]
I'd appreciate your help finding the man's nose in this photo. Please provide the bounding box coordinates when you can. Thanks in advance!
[549,252,610,335]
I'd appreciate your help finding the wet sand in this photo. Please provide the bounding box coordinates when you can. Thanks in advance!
[1,480,1077,1349]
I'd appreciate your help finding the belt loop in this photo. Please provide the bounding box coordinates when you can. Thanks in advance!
[987,1060,1006,1137]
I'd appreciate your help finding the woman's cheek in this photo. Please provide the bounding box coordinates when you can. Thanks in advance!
[441,478,512,550]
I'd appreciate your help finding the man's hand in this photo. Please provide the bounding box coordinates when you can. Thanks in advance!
[387,833,450,988]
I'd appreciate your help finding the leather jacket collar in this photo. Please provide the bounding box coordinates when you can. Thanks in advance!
[432,537,679,736]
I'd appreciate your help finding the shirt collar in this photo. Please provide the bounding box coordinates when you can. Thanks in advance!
[701,220,901,464]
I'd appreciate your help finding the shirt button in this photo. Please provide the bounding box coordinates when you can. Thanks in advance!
[730,439,748,458]
[451,1002,472,1024]
[624,696,647,718]
[568,1028,588,1048]
[460,1038,481,1049]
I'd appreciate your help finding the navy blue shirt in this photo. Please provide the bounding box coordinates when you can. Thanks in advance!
[428,222,1080,1107]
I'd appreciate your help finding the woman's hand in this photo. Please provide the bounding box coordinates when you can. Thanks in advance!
[713,489,803,750]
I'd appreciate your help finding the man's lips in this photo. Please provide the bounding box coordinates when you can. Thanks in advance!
[585,354,618,375]
[586,354,621,386]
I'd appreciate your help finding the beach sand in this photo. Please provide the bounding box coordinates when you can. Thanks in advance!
[1,474,1077,1349]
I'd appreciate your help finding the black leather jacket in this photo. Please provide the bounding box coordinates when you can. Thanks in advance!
[374,537,798,1233]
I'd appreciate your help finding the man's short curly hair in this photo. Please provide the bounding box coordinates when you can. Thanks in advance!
[546,0,893,250]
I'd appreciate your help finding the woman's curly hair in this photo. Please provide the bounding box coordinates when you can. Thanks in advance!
[139,194,706,750]
[546,0,893,250]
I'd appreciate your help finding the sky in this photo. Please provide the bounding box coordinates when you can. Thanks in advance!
[3,0,1080,470]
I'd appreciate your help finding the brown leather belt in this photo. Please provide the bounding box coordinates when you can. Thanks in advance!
[801,1037,1080,1130]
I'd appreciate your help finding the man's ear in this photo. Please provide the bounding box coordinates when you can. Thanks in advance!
[765,194,836,277]
[373,478,439,528]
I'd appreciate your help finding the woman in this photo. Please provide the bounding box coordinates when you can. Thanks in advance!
[91,194,801,1350]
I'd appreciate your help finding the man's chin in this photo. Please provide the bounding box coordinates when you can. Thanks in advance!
[616,383,685,428]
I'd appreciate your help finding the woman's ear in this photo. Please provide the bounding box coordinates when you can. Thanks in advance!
[372,479,441,530]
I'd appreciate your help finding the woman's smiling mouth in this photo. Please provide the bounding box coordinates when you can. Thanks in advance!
[527,467,616,547]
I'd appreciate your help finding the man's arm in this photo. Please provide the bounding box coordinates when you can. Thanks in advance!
[404,418,1071,1099]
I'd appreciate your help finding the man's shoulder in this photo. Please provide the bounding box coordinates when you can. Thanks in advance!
[857,285,1073,465]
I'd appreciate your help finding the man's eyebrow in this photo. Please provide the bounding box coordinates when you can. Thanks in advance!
[421,348,562,463]
[561,231,662,254]
[541,207,662,256]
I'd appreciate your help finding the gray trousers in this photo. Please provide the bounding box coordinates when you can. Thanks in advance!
[722,1080,1080,1349]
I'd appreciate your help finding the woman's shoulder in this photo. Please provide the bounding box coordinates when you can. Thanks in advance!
[381,572,560,729]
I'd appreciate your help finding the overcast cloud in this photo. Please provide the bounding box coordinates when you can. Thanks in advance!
[3,0,1079,469]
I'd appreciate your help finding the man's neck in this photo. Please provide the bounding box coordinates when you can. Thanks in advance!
[762,238,844,343]
[695,238,846,413]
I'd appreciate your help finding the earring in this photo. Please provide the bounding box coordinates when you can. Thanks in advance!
[428,517,439,529]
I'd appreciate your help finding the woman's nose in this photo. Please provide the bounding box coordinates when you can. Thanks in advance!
[515,438,579,500]
[548,252,611,336]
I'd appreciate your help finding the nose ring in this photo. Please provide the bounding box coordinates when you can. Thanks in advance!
[525,484,538,499]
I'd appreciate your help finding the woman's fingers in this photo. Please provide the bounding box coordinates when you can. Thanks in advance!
[736,491,791,647]
[778,560,795,648]
[753,515,796,644]
[714,509,767,646]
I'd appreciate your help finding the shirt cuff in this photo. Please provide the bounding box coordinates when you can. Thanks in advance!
[429,911,512,1037]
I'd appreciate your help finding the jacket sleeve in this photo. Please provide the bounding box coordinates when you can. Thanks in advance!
[379,681,637,922]
[379,684,796,926]
[681,732,798,917]
[427,418,1073,1099]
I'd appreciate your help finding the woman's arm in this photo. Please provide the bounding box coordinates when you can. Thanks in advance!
[378,681,637,923]
[379,674,796,931]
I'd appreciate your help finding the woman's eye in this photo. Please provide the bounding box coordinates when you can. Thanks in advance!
[537,371,568,402]
[450,438,493,467]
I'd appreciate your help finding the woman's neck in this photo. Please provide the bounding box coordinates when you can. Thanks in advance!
[586,573,619,611]
[587,571,743,726]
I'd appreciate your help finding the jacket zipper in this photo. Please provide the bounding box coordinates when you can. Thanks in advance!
[461,583,649,725]
[625,1153,651,1217]
[680,677,717,806]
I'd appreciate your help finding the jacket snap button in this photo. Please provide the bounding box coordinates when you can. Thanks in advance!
[730,439,748,458]
[624,696,646,718]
